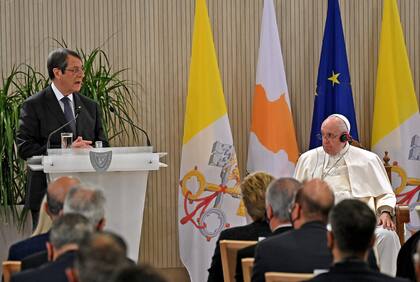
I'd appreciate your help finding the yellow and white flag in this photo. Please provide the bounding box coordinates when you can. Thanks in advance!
[178,0,245,281]
[247,0,299,177]
[372,0,420,204]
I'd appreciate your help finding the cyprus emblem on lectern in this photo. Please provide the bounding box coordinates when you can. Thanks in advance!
[89,150,112,172]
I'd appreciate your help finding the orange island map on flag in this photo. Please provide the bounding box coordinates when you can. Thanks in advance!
[247,0,299,178]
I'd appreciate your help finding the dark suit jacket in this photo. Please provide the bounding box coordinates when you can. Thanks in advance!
[17,85,108,210]
[11,250,76,282]
[7,232,49,261]
[252,221,332,282]
[306,260,410,282]
[396,230,420,281]
[207,220,271,282]
[21,250,48,270]
[235,225,292,282]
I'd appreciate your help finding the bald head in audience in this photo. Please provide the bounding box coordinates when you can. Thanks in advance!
[290,178,334,228]
[45,176,80,220]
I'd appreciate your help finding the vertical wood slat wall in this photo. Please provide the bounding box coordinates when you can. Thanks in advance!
[0,0,419,269]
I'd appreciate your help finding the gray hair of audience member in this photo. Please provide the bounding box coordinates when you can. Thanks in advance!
[265,177,302,220]
[329,199,376,255]
[49,213,93,249]
[76,231,129,282]
[112,265,167,282]
[63,187,106,227]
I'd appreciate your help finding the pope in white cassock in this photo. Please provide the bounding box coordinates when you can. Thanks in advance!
[294,114,400,276]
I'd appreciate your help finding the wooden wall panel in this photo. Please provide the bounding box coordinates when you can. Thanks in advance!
[1,0,419,272]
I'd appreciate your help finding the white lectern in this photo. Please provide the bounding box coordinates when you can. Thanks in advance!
[28,147,166,261]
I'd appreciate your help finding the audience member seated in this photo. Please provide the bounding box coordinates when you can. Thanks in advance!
[307,199,409,282]
[67,231,131,282]
[63,186,107,230]
[112,265,167,282]
[22,185,106,270]
[11,213,93,282]
[235,177,300,282]
[207,172,275,282]
[397,231,420,281]
[8,176,80,261]
[252,179,334,282]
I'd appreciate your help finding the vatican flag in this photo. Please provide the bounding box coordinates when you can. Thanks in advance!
[247,0,299,177]
[178,0,246,281]
[372,0,420,204]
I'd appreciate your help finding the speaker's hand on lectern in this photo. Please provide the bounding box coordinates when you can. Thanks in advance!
[71,136,93,148]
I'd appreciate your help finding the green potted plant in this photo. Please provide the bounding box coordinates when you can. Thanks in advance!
[0,65,48,225]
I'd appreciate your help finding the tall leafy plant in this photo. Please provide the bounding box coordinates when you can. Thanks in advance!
[0,65,48,223]
[0,47,140,224]
[78,48,140,144]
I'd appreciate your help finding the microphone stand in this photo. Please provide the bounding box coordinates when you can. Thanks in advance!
[109,107,152,147]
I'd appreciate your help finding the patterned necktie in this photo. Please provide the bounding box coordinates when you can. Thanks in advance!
[61,96,76,134]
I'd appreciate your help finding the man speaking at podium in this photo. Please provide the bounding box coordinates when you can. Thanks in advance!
[17,48,108,228]
[294,114,400,276]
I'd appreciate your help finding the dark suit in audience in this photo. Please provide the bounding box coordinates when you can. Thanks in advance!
[7,232,49,261]
[11,250,76,282]
[308,260,409,282]
[207,220,271,282]
[306,200,406,282]
[252,179,335,282]
[11,214,92,282]
[235,225,292,282]
[252,221,332,282]
[21,250,48,270]
[8,176,79,262]
[397,231,420,281]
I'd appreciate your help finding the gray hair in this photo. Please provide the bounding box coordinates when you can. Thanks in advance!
[266,178,302,220]
[63,187,106,227]
[50,213,93,249]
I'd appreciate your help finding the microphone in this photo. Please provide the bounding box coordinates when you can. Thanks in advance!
[46,106,82,153]
[109,106,151,147]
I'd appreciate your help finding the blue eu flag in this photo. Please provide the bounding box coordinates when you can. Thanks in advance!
[309,0,359,149]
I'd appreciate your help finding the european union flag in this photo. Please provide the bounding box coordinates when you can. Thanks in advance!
[309,0,359,149]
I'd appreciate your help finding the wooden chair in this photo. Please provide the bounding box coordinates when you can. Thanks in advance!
[265,272,314,282]
[395,205,410,244]
[220,240,257,282]
[2,261,21,282]
[241,258,254,282]
[383,151,416,244]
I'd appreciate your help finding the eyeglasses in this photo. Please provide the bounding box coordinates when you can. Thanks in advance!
[316,132,339,141]
[65,66,84,74]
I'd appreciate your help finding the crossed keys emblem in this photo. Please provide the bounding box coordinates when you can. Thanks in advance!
[179,141,245,241]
